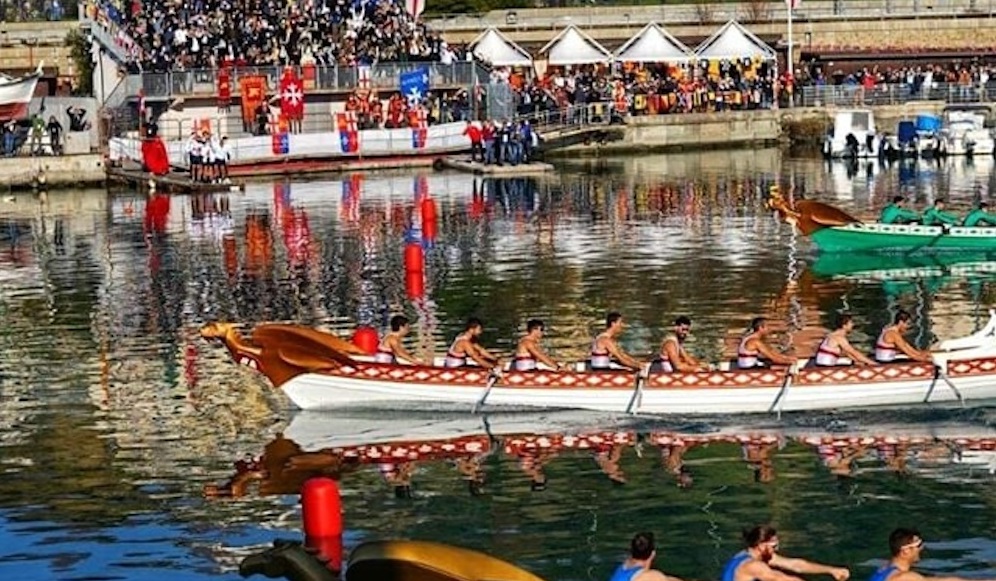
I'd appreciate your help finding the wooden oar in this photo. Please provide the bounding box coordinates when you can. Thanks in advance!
[925,364,966,407]
[767,362,799,419]
[625,364,651,415]
[471,370,501,414]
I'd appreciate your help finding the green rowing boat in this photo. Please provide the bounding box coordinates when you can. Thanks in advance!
[768,194,996,253]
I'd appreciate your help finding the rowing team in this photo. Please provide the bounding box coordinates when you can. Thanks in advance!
[371,310,932,371]
[881,196,996,227]
[611,526,994,581]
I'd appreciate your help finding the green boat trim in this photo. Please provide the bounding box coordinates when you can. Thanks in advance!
[811,223,996,253]
[810,251,996,280]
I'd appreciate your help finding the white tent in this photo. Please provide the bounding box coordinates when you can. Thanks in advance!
[694,20,776,61]
[470,27,533,68]
[614,22,694,63]
[538,25,612,66]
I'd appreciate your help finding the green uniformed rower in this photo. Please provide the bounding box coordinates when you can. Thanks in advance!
[880,196,921,225]
[962,202,996,227]
[921,198,961,227]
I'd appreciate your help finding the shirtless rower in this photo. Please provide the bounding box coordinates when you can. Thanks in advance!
[737,317,795,369]
[590,312,643,371]
[814,314,876,367]
[721,525,849,581]
[607,532,685,581]
[874,310,932,363]
[870,528,996,581]
[514,319,562,371]
[658,316,709,372]
[373,315,425,365]
[445,317,500,368]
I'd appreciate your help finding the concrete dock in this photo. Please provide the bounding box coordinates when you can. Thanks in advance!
[441,156,555,175]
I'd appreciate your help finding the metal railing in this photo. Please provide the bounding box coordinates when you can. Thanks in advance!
[513,102,617,134]
[798,81,996,107]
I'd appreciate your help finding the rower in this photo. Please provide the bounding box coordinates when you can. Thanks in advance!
[869,528,990,581]
[737,317,795,369]
[374,315,425,365]
[921,198,960,227]
[874,310,932,363]
[513,319,562,372]
[657,316,709,372]
[590,312,643,371]
[444,317,500,368]
[962,201,996,227]
[880,196,921,225]
[814,314,876,367]
[607,532,684,581]
[721,525,849,581]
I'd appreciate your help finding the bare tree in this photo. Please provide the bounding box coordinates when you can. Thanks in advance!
[743,0,772,21]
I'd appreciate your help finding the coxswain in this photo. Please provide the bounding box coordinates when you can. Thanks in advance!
[590,312,643,371]
[737,317,795,369]
[658,316,709,372]
[513,319,562,371]
[721,525,850,581]
[880,196,921,225]
[874,310,932,363]
[869,528,995,581]
[444,317,500,368]
[962,201,996,227]
[921,198,960,227]
[814,314,876,367]
[607,532,684,581]
[374,315,424,365]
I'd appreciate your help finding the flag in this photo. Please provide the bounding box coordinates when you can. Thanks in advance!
[279,68,305,121]
[786,0,800,7]
[358,65,371,90]
[138,88,146,118]
[410,107,427,149]
[271,114,290,154]
[404,0,424,18]
[399,67,430,106]
[239,75,268,129]
[217,67,231,108]
[336,112,359,153]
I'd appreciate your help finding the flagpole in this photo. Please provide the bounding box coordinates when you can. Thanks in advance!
[787,0,794,79]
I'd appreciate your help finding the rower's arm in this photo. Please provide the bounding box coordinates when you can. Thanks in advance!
[391,339,423,366]
[744,560,805,581]
[898,208,922,222]
[754,340,795,366]
[770,555,850,580]
[468,344,499,368]
[838,337,876,366]
[938,210,961,225]
[606,341,642,371]
[526,342,560,370]
[887,330,930,362]
[663,341,699,372]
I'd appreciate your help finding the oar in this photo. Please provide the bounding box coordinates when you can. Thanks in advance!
[767,362,799,419]
[925,364,966,407]
[625,364,651,415]
[471,370,501,414]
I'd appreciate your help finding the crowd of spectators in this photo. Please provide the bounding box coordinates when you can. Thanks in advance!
[795,61,995,103]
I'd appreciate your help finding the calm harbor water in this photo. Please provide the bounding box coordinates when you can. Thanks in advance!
[0,151,994,580]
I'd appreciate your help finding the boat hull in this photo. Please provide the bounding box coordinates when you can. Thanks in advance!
[812,223,996,253]
[277,358,996,414]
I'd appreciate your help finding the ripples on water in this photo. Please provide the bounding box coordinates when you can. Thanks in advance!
[0,152,994,579]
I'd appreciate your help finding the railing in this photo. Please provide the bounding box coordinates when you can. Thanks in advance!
[798,81,996,107]
[78,1,137,64]
[427,0,996,31]
[514,102,617,134]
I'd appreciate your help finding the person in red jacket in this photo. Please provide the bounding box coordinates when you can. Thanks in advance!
[463,121,482,162]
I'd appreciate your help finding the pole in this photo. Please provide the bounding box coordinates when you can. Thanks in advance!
[787,0,794,79]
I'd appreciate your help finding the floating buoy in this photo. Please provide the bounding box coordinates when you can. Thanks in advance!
[405,270,425,299]
[403,241,424,273]
[301,477,343,573]
[350,326,379,355]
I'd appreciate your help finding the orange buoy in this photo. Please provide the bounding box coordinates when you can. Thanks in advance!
[351,326,379,355]
[404,241,424,273]
[406,270,425,299]
[301,477,343,572]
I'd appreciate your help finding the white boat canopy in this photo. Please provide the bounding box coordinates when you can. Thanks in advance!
[694,20,776,61]
[469,27,533,68]
[614,22,694,63]
[538,25,612,66]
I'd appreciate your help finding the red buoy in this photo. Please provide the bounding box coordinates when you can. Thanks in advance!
[421,198,438,242]
[403,241,424,273]
[405,270,425,299]
[351,326,379,355]
[301,477,343,572]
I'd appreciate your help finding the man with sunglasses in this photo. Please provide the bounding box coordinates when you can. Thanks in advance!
[870,528,993,581]
[721,525,849,581]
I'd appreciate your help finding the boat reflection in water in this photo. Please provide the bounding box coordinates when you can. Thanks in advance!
[205,412,996,499]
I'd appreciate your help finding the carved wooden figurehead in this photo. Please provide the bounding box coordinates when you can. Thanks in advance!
[766,192,862,236]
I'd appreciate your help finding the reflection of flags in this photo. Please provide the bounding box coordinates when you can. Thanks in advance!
[240,74,267,127]
[279,70,305,120]
[341,173,363,222]
[336,112,359,153]
[414,175,428,204]
[399,67,429,106]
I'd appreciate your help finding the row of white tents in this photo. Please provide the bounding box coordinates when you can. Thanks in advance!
[470,20,777,67]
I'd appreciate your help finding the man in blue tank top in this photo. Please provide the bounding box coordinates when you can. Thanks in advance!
[869,528,993,581]
[721,525,849,581]
[607,532,684,581]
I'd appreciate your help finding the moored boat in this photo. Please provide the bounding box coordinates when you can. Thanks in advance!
[768,193,996,253]
[201,315,996,415]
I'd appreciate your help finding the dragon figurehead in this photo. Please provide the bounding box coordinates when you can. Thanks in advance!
[766,190,862,236]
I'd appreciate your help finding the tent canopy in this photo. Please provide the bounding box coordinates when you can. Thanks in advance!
[470,27,533,68]
[614,22,693,63]
[694,20,776,61]
[538,25,612,66]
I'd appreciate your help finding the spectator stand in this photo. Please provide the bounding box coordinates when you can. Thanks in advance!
[693,20,780,110]
[531,25,614,125]
[613,22,696,117]
[469,27,533,123]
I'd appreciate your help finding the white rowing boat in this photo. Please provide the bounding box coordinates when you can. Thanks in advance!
[200,312,996,414]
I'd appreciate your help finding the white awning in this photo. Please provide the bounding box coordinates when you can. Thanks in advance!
[694,20,776,61]
[538,25,612,66]
[470,27,533,68]
[615,22,693,63]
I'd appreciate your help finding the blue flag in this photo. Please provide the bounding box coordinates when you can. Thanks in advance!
[399,67,430,106]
